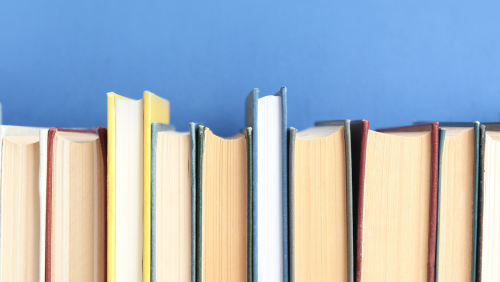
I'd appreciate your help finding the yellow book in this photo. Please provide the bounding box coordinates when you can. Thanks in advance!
[107,92,169,282]
[143,92,170,282]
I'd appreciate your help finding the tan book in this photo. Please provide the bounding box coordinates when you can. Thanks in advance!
[288,120,354,282]
[151,122,195,282]
[47,128,107,281]
[479,123,500,281]
[196,126,252,281]
[436,125,477,282]
[1,133,40,281]
[356,122,440,282]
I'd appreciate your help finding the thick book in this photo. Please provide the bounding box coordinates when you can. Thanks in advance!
[196,125,253,282]
[107,92,169,282]
[288,120,354,282]
[45,128,107,281]
[431,122,479,282]
[354,121,439,282]
[0,126,42,282]
[245,87,288,282]
[151,122,198,282]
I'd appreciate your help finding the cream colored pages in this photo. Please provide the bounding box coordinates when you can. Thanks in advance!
[115,98,144,282]
[0,126,41,282]
[1,136,40,282]
[361,130,431,282]
[293,126,347,281]
[201,129,248,281]
[0,126,41,176]
[51,133,106,281]
[155,132,191,281]
[38,129,48,282]
[480,132,500,281]
[437,128,474,282]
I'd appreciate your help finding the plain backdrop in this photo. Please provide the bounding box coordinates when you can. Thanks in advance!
[1,0,499,136]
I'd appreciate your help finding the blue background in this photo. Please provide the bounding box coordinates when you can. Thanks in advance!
[1,0,499,137]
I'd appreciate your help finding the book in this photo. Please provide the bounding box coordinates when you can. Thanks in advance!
[429,123,479,282]
[143,92,170,282]
[477,122,500,282]
[245,87,288,281]
[196,125,252,281]
[107,92,169,282]
[0,126,41,282]
[45,128,107,281]
[355,121,439,282]
[151,122,197,282]
[414,122,482,281]
[288,120,354,282]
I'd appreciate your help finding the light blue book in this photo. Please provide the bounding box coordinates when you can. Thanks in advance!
[151,122,198,282]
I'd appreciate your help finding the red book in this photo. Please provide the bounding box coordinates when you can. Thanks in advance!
[352,121,438,282]
[45,127,107,282]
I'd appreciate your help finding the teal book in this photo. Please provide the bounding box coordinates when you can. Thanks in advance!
[474,122,500,282]
[196,125,252,282]
[288,120,354,282]
[151,122,198,282]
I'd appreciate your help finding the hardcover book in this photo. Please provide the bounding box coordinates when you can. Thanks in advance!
[151,122,197,282]
[196,125,252,281]
[477,122,500,282]
[288,120,354,282]
[422,122,500,282]
[245,87,288,282]
[143,92,170,282]
[44,128,107,281]
[354,121,439,282]
[432,123,479,282]
[0,126,41,282]
[107,92,169,282]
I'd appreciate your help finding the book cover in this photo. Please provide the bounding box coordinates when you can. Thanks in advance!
[189,123,199,282]
[245,87,288,282]
[246,127,253,282]
[195,125,205,282]
[346,120,369,282]
[96,127,108,279]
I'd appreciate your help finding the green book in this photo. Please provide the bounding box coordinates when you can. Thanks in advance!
[196,125,252,282]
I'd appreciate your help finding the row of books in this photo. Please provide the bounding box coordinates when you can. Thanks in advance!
[0,88,497,282]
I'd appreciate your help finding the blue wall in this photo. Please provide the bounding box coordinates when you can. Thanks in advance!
[1,0,499,136]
